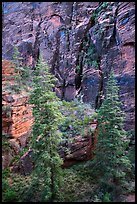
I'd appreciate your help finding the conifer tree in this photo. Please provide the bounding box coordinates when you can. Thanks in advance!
[12,46,23,91]
[11,46,30,92]
[29,56,64,202]
[94,70,131,196]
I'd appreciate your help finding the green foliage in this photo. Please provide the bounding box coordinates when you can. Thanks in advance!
[6,46,32,93]
[57,162,98,202]
[59,100,95,139]
[127,145,135,165]
[29,55,64,202]
[127,129,135,146]
[101,2,109,9]
[2,167,31,202]
[94,70,132,199]
[97,2,109,16]
[82,34,99,69]
[2,168,16,202]
[2,105,12,117]
[2,168,10,188]
[58,100,96,157]
[11,174,31,202]
[91,11,98,22]
[10,146,29,165]
[93,191,111,202]
[11,46,22,93]
[2,133,11,151]
[76,65,81,73]
[3,188,17,202]
[91,2,109,22]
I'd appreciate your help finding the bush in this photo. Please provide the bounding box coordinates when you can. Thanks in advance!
[2,105,12,117]
[58,162,98,202]
[2,168,17,202]
[59,100,95,141]
[2,167,31,202]
[102,192,111,202]
[3,189,17,202]
[2,133,11,152]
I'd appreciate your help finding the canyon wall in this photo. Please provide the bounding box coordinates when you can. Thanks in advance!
[2,2,135,171]
[2,60,33,169]
[2,2,135,131]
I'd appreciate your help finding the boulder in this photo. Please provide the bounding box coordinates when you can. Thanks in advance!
[11,149,34,175]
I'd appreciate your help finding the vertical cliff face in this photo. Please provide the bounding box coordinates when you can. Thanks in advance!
[2,60,33,140]
[89,2,135,130]
[2,2,135,130]
[2,60,33,169]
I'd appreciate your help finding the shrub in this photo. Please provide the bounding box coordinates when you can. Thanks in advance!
[2,105,12,117]
[3,188,17,202]
[59,100,95,140]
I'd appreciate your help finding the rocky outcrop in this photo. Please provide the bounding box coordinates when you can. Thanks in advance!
[10,121,98,174]
[2,2,135,130]
[11,149,34,175]
[2,60,33,169]
[2,59,97,171]
[61,121,98,167]
[2,60,33,139]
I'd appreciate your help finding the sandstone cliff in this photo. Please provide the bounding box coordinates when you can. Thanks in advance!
[2,2,135,171]
[2,60,33,169]
[2,2,135,130]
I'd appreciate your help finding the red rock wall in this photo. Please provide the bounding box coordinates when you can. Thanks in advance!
[2,60,34,169]
[2,2,135,171]
[2,60,33,141]
[2,2,135,130]
[61,122,98,168]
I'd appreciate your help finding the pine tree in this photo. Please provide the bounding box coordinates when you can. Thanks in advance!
[94,70,131,197]
[11,46,30,93]
[28,56,64,202]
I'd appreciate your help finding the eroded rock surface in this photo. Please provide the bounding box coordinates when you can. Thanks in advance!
[2,60,33,169]
[2,2,135,130]
[2,2,135,171]
[61,121,98,167]
[11,121,98,174]
[11,149,34,175]
[2,60,33,139]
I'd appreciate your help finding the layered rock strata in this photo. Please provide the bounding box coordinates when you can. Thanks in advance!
[2,60,33,169]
